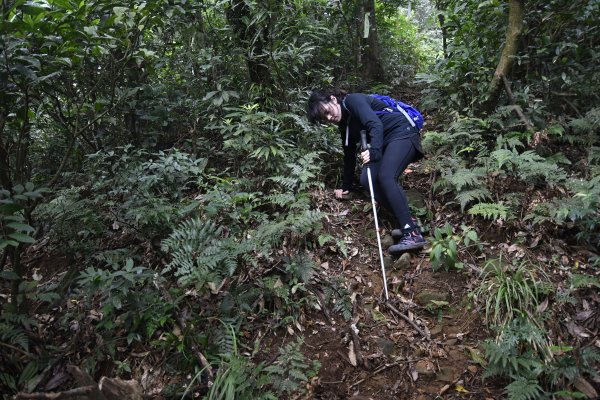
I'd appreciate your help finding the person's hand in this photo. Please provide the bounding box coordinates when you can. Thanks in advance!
[334,189,349,199]
[360,150,370,164]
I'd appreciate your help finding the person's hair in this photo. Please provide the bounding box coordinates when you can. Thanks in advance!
[307,88,347,125]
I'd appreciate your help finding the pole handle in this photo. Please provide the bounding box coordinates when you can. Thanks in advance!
[360,130,368,152]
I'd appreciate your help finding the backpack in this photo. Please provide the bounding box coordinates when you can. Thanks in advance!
[369,94,424,131]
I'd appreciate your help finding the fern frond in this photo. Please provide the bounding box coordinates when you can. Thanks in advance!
[161,218,244,289]
[506,376,544,400]
[447,167,486,192]
[468,202,511,221]
[455,188,491,211]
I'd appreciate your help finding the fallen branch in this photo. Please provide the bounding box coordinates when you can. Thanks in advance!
[349,324,368,369]
[16,386,99,399]
[385,301,431,341]
[349,362,401,389]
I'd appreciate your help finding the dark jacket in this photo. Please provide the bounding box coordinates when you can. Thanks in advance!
[339,93,424,191]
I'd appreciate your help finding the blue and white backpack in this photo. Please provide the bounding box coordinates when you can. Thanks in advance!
[369,94,424,131]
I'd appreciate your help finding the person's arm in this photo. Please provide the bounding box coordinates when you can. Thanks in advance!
[340,125,356,192]
[344,94,384,162]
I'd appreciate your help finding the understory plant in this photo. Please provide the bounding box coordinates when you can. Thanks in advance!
[473,256,544,330]
[185,325,319,400]
[429,223,481,271]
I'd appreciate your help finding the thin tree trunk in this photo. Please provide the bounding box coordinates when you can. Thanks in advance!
[481,0,524,113]
[361,0,385,82]
[226,0,271,86]
[435,0,449,59]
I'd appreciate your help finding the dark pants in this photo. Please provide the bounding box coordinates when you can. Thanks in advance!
[360,137,418,229]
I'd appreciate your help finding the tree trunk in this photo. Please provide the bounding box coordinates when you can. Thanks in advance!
[360,0,385,82]
[481,0,524,113]
[435,0,449,59]
[225,0,271,86]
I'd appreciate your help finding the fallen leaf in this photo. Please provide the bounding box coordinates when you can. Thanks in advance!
[348,342,357,366]
[467,347,487,366]
[409,365,418,382]
[455,384,469,393]
[575,310,593,321]
[536,298,549,313]
[573,376,598,398]
[566,320,591,338]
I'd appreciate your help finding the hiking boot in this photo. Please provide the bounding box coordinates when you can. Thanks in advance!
[388,229,427,254]
[391,218,421,241]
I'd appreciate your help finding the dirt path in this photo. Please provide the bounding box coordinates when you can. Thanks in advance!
[296,188,504,399]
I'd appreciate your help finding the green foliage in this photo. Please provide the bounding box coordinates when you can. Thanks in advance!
[34,187,104,253]
[429,223,481,271]
[473,257,544,330]
[468,202,511,221]
[86,147,207,232]
[264,337,320,396]
[377,10,431,83]
[505,376,545,400]
[0,184,46,251]
[484,318,600,400]
[161,218,246,290]
[483,317,548,385]
[324,277,353,321]
[76,258,172,343]
[197,332,318,400]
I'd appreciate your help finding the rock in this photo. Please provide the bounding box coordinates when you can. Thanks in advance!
[383,256,394,268]
[414,289,450,307]
[415,359,436,376]
[436,366,461,383]
[374,337,396,356]
[392,252,412,270]
[429,324,443,337]
[381,234,394,248]
[99,377,143,400]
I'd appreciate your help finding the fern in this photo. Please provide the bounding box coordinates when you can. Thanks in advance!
[284,253,315,284]
[506,376,544,400]
[449,167,487,192]
[317,234,348,257]
[455,187,492,211]
[589,146,600,165]
[161,218,248,289]
[324,277,353,321]
[468,202,510,221]
[490,149,568,186]
[264,337,320,396]
[565,107,600,146]
[0,323,29,353]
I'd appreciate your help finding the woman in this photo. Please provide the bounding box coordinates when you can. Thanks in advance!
[307,88,426,254]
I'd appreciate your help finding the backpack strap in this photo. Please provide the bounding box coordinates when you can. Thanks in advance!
[393,104,416,128]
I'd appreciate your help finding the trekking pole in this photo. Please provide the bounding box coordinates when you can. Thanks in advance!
[360,130,389,300]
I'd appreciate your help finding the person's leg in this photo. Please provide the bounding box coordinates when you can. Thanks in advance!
[376,138,417,229]
[377,138,427,253]
[360,162,393,211]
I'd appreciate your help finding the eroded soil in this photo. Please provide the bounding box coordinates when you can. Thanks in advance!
[284,186,505,400]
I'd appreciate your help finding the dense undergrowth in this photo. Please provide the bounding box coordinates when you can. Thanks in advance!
[1,0,599,399]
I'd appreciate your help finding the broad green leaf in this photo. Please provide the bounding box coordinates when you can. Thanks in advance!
[0,271,20,280]
[6,222,34,232]
[8,232,36,244]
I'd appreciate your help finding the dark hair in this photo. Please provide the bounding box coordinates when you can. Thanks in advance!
[307,88,347,125]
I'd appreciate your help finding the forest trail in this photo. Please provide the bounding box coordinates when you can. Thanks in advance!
[264,169,504,399]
